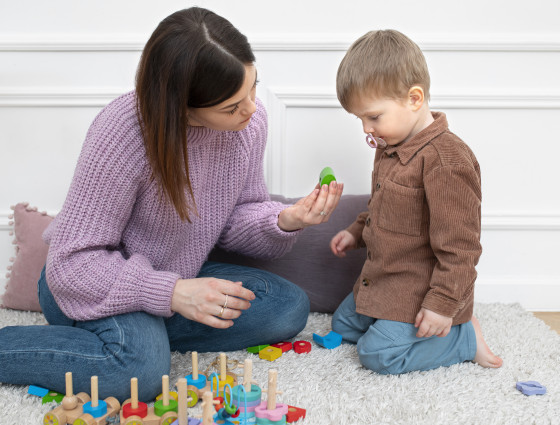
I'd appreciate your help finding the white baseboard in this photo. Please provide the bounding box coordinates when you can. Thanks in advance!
[475,278,560,311]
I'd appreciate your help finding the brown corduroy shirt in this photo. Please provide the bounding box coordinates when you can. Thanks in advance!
[346,112,481,326]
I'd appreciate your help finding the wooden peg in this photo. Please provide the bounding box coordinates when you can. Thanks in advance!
[266,369,283,411]
[201,391,219,425]
[220,352,227,381]
[131,377,138,409]
[243,359,253,392]
[192,352,199,380]
[177,378,188,425]
[91,376,98,408]
[162,375,169,406]
[62,371,78,410]
[65,372,73,398]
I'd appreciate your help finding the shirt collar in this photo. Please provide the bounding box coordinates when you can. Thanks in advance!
[383,112,448,165]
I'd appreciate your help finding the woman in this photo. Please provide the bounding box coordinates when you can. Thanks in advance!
[0,7,343,401]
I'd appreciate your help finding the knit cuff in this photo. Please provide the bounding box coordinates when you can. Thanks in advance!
[135,269,181,317]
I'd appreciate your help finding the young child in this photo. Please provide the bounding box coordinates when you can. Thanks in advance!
[330,29,503,374]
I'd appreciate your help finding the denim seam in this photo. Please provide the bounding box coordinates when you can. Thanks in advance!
[373,323,399,343]
[0,316,126,361]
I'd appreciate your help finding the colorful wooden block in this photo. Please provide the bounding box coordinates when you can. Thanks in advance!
[271,342,292,353]
[247,344,270,354]
[516,381,546,396]
[313,331,342,349]
[259,346,282,361]
[42,390,64,404]
[286,405,306,423]
[186,373,207,390]
[293,341,312,354]
[28,385,49,398]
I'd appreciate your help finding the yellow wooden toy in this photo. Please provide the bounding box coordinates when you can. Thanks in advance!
[258,346,282,362]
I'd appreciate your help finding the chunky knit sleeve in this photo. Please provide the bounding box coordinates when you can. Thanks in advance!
[217,98,301,259]
[44,94,179,321]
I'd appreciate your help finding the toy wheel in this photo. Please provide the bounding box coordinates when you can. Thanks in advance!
[159,411,178,425]
[156,391,178,401]
[43,410,66,425]
[75,392,91,404]
[73,413,96,425]
[104,396,121,414]
[186,386,199,407]
[124,416,144,425]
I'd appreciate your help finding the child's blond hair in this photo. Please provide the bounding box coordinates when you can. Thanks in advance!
[336,30,430,111]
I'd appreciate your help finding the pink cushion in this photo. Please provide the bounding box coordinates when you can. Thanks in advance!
[2,203,53,311]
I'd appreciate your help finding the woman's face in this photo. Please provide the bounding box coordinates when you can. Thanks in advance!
[187,64,258,132]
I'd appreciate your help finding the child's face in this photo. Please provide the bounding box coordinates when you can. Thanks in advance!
[349,93,421,147]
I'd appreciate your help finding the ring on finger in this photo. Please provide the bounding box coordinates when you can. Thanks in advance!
[218,306,225,317]
[223,294,229,309]
[319,211,327,216]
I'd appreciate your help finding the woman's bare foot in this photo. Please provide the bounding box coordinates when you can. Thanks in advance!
[472,316,503,368]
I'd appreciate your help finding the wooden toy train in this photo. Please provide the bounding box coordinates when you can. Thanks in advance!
[43,352,305,425]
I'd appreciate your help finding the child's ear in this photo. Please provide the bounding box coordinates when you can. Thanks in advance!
[408,86,425,111]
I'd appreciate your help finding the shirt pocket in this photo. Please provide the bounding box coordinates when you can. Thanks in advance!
[377,179,425,236]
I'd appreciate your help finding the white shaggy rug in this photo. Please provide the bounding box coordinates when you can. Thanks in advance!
[1,303,559,425]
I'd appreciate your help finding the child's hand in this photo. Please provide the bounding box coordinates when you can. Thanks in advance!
[414,307,452,338]
[330,230,357,257]
[277,181,344,231]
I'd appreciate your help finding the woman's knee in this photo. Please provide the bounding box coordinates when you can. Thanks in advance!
[100,346,171,402]
[92,313,172,402]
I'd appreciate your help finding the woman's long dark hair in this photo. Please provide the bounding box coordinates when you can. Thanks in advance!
[136,7,255,221]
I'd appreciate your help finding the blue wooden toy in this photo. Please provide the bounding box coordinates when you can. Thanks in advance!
[313,331,342,349]
[28,385,49,398]
[516,381,546,396]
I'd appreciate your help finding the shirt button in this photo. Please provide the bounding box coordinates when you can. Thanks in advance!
[362,278,370,287]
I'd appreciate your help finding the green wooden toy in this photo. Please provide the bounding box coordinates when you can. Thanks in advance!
[319,167,336,186]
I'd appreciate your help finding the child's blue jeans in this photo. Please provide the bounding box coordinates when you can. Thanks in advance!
[0,261,309,402]
[332,293,476,374]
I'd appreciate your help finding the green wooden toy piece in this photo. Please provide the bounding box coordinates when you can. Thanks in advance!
[319,167,336,186]
[42,391,64,404]
[247,344,269,354]
[154,398,179,416]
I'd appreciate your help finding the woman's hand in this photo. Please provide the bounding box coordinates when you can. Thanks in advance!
[171,277,255,328]
[277,181,344,232]
[329,230,358,258]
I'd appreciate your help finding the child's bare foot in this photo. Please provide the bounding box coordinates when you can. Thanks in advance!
[472,316,503,368]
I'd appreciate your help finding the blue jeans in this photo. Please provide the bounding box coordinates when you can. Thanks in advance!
[0,262,309,402]
[332,293,476,374]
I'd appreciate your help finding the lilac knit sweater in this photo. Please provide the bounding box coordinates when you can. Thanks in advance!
[43,92,299,321]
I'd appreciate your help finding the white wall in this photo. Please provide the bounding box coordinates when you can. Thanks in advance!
[1,0,559,310]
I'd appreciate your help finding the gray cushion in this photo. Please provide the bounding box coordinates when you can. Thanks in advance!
[209,194,368,313]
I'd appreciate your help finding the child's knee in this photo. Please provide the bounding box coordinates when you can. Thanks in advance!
[356,329,411,375]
